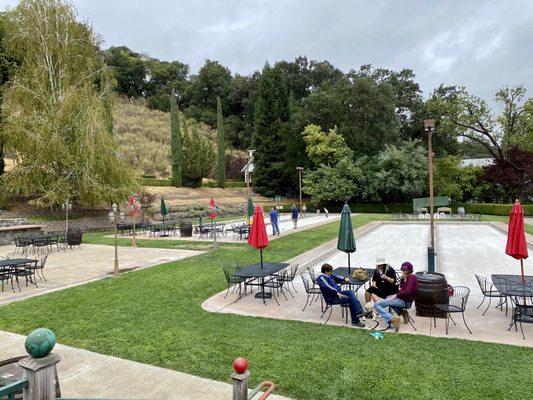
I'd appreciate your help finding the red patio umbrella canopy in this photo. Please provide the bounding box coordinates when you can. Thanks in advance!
[506,201,528,260]
[248,205,269,249]
[505,200,528,282]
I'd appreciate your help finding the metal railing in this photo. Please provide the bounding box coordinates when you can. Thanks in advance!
[0,378,28,400]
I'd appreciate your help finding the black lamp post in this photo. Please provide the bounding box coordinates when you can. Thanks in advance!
[108,203,121,276]
[424,119,436,272]
[61,199,72,237]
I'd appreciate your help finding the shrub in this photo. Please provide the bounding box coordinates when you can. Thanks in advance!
[140,178,173,187]
[459,203,533,216]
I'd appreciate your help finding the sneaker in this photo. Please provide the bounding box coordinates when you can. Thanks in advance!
[351,321,365,328]
[401,309,409,324]
[391,316,400,332]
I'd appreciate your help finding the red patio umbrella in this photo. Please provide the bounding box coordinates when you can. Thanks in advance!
[248,205,269,268]
[505,200,529,282]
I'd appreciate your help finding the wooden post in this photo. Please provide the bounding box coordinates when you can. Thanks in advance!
[232,369,249,400]
[232,358,249,400]
[19,353,60,400]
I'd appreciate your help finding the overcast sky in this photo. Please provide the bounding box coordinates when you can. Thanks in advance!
[2,0,533,103]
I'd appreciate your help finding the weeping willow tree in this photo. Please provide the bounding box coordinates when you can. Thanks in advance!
[1,0,137,207]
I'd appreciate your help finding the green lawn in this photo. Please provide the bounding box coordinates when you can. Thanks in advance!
[0,214,531,400]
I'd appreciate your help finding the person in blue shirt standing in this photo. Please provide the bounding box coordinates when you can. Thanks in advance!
[317,263,367,327]
[269,207,280,236]
[291,204,299,229]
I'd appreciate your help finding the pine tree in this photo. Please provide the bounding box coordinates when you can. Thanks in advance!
[170,89,182,186]
[252,64,289,197]
[216,95,226,188]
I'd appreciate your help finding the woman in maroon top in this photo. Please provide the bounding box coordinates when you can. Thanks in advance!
[374,261,419,332]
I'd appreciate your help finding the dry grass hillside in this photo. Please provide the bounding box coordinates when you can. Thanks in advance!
[113,97,217,178]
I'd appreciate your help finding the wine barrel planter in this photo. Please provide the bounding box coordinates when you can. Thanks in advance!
[415,272,449,318]
[179,222,193,237]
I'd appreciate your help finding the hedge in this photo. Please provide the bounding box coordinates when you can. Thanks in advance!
[459,203,532,216]
[140,177,173,187]
[202,181,247,188]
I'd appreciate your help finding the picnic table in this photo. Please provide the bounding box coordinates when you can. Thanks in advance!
[235,262,289,304]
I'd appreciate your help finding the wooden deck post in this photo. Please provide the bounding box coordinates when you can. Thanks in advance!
[232,358,250,400]
[19,353,60,400]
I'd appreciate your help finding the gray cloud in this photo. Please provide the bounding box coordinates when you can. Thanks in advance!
[2,0,532,103]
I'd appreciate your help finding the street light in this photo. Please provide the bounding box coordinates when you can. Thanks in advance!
[296,167,304,213]
[424,118,436,272]
[61,199,72,237]
[108,203,120,277]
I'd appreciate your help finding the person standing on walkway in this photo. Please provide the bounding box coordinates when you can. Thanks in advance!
[374,261,419,332]
[291,204,299,229]
[302,204,307,217]
[324,208,329,218]
[269,207,280,236]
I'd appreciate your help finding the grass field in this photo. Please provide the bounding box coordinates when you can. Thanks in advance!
[0,214,531,400]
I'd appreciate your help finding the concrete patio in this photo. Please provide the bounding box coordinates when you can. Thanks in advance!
[203,221,533,347]
[0,244,203,305]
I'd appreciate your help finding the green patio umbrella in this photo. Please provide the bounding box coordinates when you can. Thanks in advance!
[160,196,168,223]
[337,203,356,274]
[247,197,254,224]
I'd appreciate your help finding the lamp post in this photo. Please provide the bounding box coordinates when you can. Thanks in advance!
[108,203,120,277]
[296,167,304,212]
[61,199,72,237]
[424,119,436,272]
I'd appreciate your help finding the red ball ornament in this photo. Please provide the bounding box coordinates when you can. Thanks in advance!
[233,357,248,374]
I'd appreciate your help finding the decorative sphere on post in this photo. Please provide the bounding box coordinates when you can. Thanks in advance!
[233,357,248,374]
[25,328,56,358]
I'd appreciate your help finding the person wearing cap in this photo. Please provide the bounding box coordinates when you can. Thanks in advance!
[365,258,398,303]
[374,261,419,332]
[316,263,369,328]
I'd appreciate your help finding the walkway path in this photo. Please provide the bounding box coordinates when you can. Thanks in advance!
[0,330,291,400]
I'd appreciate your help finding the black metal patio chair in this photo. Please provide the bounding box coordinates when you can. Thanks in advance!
[301,274,322,311]
[475,274,507,316]
[222,264,244,299]
[263,272,289,306]
[509,297,533,340]
[35,254,49,282]
[5,252,28,260]
[14,237,31,254]
[276,264,299,296]
[12,260,39,291]
[435,285,472,335]
[0,266,16,292]
[65,228,83,248]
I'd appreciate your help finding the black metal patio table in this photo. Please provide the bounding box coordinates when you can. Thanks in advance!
[235,262,289,304]
[332,267,370,292]
[491,274,533,329]
[0,258,39,291]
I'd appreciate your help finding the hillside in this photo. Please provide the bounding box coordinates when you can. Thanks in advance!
[114,97,219,178]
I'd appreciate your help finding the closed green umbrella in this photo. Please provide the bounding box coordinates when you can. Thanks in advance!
[337,203,356,274]
[247,197,254,224]
[160,196,168,223]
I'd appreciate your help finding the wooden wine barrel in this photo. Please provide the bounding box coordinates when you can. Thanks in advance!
[415,272,449,318]
[179,222,193,237]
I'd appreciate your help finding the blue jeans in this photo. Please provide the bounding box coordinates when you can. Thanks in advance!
[330,290,363,323]
[375,296,407,323]
[271,221,280,235]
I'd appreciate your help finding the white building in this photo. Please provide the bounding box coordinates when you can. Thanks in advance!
[460,158,494,168]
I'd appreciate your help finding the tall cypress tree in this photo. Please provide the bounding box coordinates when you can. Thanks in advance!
[216,95,226,188]
[252,64,289,197]
[170,89,182,187]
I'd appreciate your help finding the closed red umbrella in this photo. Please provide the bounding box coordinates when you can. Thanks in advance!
[505,200,529,282]
[248,205,269,268]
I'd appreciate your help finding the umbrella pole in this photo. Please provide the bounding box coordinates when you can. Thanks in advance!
[260,249,263,269]
[520,259,525,283]
[348,254,351,275]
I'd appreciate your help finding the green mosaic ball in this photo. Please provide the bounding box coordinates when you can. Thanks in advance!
[25,328,56,358]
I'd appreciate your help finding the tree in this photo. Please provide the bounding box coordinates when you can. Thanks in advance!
[367,140,428,202]
[480,147,533,201]
[427,85,532,160]
[103,46,146,98]
[302,124,352,166]
[2,0,137,207]
[303,157,362,204]
[433,156,488,202]
[216,95,226,188]
[170,90,182,186]
[181,121,215,187]
[252,64,290,197]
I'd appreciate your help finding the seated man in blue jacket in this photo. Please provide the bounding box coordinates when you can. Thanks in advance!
[316,263,367,327]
